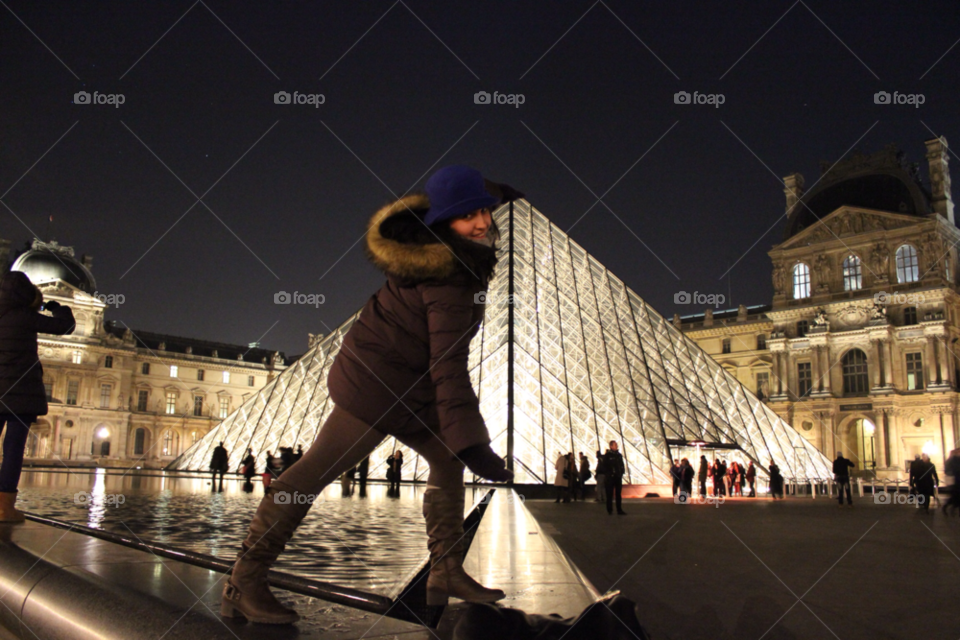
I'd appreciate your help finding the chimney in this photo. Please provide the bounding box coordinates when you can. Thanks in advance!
[783,173,805,217]
[925,137,954,223]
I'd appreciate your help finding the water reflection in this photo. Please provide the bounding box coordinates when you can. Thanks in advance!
[16,470,466,596]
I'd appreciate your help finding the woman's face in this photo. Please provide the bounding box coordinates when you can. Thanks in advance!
[449,207,492,239]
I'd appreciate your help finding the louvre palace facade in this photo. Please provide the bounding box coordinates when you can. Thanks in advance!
[679,137,958,481]
[1,238,288,468]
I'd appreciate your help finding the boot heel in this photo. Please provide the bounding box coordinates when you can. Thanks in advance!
[220,601,242,619]
[425,589,449,606]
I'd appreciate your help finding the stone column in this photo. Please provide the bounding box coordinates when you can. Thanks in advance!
[870,339,882,388]
[821,343,832,393]
[927,336,940,386]
[52,416,62,457]
[781,350,790,397]
[937,337,950,387]
[876,409,889,468]
[925,136,955,224]
[882,339,894,388]
[811,347,822,392]
[887,411,901,471]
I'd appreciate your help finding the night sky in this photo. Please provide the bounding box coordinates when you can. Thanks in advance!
[3,2,959,358]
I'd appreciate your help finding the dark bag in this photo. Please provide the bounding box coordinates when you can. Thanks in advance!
[562,469,569,480]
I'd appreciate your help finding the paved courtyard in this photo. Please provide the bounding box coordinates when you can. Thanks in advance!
[526,494,960,640]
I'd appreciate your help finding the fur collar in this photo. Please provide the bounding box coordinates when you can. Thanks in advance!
[365,194,499,284]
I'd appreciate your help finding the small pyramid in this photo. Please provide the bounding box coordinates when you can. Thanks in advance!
[171,200,831,483]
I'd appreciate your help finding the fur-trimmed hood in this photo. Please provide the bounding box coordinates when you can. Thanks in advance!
[364,194,499,283]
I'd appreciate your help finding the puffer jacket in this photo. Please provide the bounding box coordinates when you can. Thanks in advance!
[0,271,75,416]
[327,194,499,456]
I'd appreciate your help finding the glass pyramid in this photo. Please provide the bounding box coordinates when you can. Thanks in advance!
[171,200,832,483]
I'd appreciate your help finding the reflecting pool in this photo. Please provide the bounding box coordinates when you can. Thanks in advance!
[16,470,474,597]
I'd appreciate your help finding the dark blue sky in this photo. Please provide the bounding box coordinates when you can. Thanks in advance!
[2,1,958,357]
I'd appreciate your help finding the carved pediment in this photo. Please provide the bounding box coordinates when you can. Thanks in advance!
[779,207,922,250]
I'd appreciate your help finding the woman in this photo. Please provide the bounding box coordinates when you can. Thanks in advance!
[554,452,570,503]
[0,272,74,522]
[769,460,784,499]
[697,455,708,497]
[221,166,521,624]
[240,448,256,482]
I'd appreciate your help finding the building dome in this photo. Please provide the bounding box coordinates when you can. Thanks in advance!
[783,144,932,239]
[11,239,96,292]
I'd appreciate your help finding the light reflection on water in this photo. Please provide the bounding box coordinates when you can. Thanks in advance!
[16,470,470,596]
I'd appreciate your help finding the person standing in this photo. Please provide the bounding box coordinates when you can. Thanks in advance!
[833,453,855,507]
[578,452,592,499]
[944,447,960,516]
[210,441,229,492]
[0,272,75,523]
[908,454,922,499]
[392,449,404,495]
[222,166,519,624]
[669,459,681,497]
[680,458,694,497]
[697,455,708,497]
[745,461,757,498]
[594,449,608,503]
[769,461,784,499]
[554,452,570,503]
[567,453,581,501]
[915,453,939,513]
[602,441,626,515]
[386,453,396,496]
[722,459,732,497]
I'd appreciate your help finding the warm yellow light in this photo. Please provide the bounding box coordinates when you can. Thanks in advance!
[863,420,875,436]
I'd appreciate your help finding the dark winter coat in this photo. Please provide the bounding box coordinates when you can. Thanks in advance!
[914,460,939,495]
[210,445,229,472]
[0,272,75,416]
[327,194,499,456]
[832,456,854,480]
[241,453,256,478]
[602,450,625,479]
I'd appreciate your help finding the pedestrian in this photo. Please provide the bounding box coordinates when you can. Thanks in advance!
[722,459,732,496]
[241,447,256,490]
[279,447,295,473]
[392,449,404,494]
[697,455,708,497]
[669,459,681,497]
[223,166,520,624]
[358,455,369,498]
[385,453,396,496]
[567,453,581,501]
[554,452,570,503]
[915,453,939,513]
[944,447,960,516]
[746,461,757,497]
[908,454,922,499]
[602,441,626,515]
[680,458,694,497]
[210,441,229,492]
[833,453,855,507]
[578,452,592,498]
[594,449,608,503]
[0,272,75,523]
[769,460,784,499]
[262,451,280,490]
[341,465,356,497]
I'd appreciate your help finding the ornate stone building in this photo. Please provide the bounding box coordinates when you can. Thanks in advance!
[3,239,288,468]
[679,138,958,480]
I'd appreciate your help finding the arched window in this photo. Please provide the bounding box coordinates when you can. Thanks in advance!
[842,255,862,291]
[896,245,919,283]
[841,349,869,395]
[793,263,811,299]
[134,428,145,455]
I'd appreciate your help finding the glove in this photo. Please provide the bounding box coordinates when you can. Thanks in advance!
[43,300,61,311]
[457,444,513,482]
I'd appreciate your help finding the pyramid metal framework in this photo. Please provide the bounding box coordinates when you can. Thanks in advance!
[172,200,832,483]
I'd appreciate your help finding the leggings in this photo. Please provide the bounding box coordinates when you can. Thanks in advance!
[278,405,465,497]
[0,414,35,493]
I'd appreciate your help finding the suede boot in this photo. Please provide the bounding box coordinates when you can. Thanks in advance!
[423,486,504,606]
[0,492,25,524]
[220,480,313,624]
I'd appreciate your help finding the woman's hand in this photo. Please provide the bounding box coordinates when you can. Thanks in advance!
[457,444,513,482]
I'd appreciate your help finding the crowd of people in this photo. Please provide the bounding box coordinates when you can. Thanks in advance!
[554,443,627,514]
